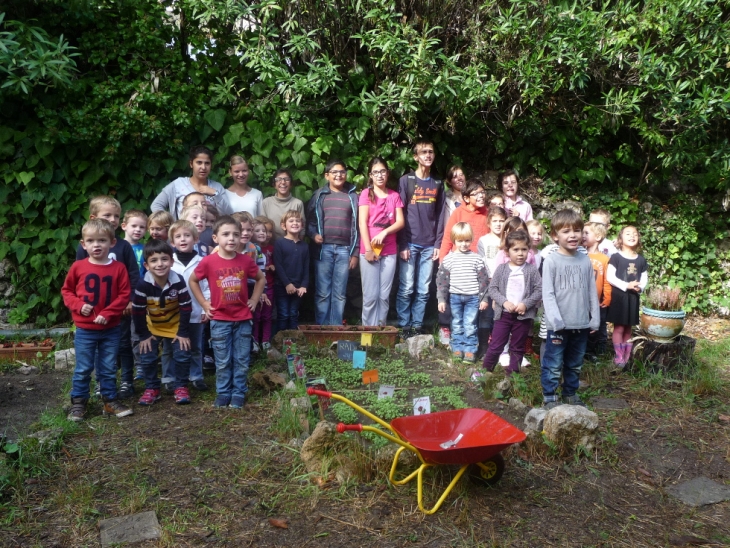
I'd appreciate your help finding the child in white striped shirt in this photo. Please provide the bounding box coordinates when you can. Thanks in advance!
[436,222,490,363]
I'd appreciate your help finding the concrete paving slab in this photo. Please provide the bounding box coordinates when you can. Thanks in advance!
[99,510,161,546]
[666,476,730,507]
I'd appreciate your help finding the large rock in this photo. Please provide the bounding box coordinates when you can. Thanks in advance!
[55,348,76,370]
[543,405,599,452]
[271,330,306,352]
[250,369,287,391]
[524,408,547,435]
[300,421,338,474]
[407,334,434,358]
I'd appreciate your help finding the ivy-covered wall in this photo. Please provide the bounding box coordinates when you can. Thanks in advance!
[1,0,729,325]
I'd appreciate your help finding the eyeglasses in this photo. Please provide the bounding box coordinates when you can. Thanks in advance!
[328,170,347,176]
[371,169,388,177]
[274,177,291,183]
[469,191,486,198]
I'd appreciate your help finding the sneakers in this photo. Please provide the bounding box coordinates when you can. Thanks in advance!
[103,399,134,417]
[138,389,162,406]
[499,353,510,367]
[252,341,260,353]
[191,379,209,391]
[134,367,144,381]
[262,342,271,351]
[463,352,476,363]
[214,395,231,408]
[174,387,191,405]
[452,350,464,361]
[93,382,101,398]
[521,356,530,368]
[118,381,134,399]
[67,397,87,422]
[162,382,174,395]
[562,394,587,407]
[438,327,451,346]
[229,395,245,409]
[543,400,561,411]
[203,355,216,371]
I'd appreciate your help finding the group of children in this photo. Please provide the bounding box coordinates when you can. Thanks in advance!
[62,142,649,419]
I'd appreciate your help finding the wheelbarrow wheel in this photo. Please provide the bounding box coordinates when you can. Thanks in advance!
[468,454,505,486]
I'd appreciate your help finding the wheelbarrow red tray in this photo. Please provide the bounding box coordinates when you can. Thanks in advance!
[391,408,526,466]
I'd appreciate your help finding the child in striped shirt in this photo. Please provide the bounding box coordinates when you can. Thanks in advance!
[436,222,490,363]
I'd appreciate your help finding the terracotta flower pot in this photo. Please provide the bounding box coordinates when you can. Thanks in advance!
[640,307,686,343]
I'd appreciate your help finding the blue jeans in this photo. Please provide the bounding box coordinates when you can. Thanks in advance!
[161,324,204,382]
[396,245,435,328]
[315,244,351,326]
[118,316,134,383]
[449,294,479,354]
[72,326,121,400]
[275,285,301,331]
[138,336,191,390]
[541,329,589,401]
[210,319,252,399]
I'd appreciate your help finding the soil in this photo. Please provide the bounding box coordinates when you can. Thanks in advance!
[0,369,67,441]
[1,320,730,547]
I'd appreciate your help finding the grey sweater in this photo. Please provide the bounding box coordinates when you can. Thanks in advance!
[488,262,542,322]
[151,177,232,220]
[542,251,600,331]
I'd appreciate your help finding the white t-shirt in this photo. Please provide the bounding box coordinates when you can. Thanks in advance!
[226,188,263,216]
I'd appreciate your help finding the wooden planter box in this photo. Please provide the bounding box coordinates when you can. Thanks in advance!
[0,342,56,361]
[297,325,399,348]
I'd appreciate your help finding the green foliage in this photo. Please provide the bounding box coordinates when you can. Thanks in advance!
[0,0,729,321]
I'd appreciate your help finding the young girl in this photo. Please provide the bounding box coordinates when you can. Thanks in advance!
[436,223,489,363]
[526,219,546,269]
[498,170,533,221]
[487,193,504,209]
[226,155,263,216]
[477,206,507,276]
[253,216,275,351]
[606,226,648,369]
[494,217,537,267]
[151,145,232,219]
[482,230,542,376]
[262,168,306,239]
[358,157,404,327]
[180,205,211,256]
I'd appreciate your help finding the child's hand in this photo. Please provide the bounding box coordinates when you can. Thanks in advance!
[503,301,516,313]
[80,304,93,316]
[314,234,323,244]
[200,312,208,323]
[266,264,275,271]
[247,298,257,312]
[202,300,214,319]
[296,287,307,297]
[431,248,439,261]
[139,335,157,354]
[479,301,488,311]
[438,302,446,313]
[175,336,191,351]
[349,256,358,270]
[515,303,527,315]
[123,302,133,316]
[627,281,639,292]
[260,293,271,306]
[286,283,296,295]
[370,233,386,246]
[93,315,108,325]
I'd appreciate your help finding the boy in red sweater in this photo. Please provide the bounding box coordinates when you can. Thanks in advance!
[62,219,134,421]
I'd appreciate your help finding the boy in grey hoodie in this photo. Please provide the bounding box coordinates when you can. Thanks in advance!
[541,209,600,409]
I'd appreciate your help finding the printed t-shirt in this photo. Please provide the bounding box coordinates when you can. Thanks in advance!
[194,252,260,322]
[358,189,403,256]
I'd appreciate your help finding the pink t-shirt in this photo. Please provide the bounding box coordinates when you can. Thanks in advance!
[358,189,403,256]
[193,252,260,322]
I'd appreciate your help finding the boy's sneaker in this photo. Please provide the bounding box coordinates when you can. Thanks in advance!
[229,395,245,409]
[203,355,216,371]
[561,394,587,407]
[452,350,464,361]
[192,379,209,391]
[521,356,530,368]
[252,341,260,353]
[438,327,451,346]
[118,381,134,400]
[262,342,271,351]
[67,397,87,422]
[214,395,231,408]
[93,382,101,398]
[543,400,561,411]
[174,387,191,405]
[103,399,134,418]
[138,389,161,406]
[162,382,174,395]
[463,352,476,363]
[134,367,144,381]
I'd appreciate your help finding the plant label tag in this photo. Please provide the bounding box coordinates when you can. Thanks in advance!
[413,396,431,416]
[378,385,395,399]
[360,333,373,346]
[352,350,366,369]
[362,369,379,385]
[337,340,360,361]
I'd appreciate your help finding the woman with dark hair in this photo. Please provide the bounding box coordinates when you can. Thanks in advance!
[262,167,306,239]
[358,157,404,326]
[151,145,232,220]
[498,169,533,221]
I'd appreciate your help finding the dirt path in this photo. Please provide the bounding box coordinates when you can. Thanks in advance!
[0,370,67,441]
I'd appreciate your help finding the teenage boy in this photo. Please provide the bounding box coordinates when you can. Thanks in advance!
[396,139,445,337]
[189,216,266,409]
[262,169,306,239]
[583,221,612,361]
[306,159,359,326]
[132,239,193,406]
[274,210,310,330]
[75,196,139,399]
[541,209,600,409]
[62,219,133,420]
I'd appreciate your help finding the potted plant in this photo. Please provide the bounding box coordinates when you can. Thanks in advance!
[640,286,687,342]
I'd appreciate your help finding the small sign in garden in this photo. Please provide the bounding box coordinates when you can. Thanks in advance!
[378,385,395,399]
[362,369,379,385]
[413,396,431,415]
[337,340,360,361]
[352,350,367,369]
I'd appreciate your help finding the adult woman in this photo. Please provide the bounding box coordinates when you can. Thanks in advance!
[226,155,263,216]
[358,158,404,326]
[498,169,533,221]
[444,165,466,218]
[151,145,232,220]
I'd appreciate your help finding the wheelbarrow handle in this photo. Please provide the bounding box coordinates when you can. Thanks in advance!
[337,423,362,433]
[307,388,332,398]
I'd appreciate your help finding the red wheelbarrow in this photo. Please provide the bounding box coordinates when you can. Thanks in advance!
[307,388,526,514]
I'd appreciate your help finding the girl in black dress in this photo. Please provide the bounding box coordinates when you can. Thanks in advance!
[606,226,648,368]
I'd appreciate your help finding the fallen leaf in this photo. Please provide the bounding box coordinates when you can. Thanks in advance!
[637,468,653,477]
[718,414,730,423]
[269,518,289,529]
